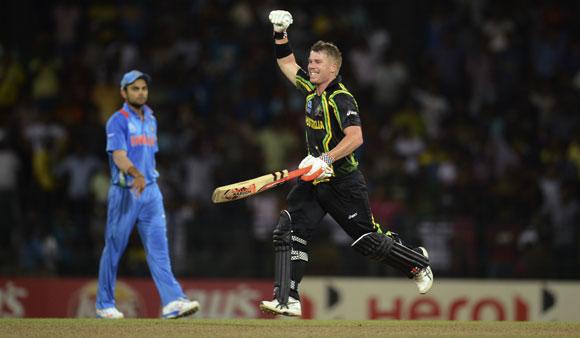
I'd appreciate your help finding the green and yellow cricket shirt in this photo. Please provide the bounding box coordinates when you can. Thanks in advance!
[295,69,361,178]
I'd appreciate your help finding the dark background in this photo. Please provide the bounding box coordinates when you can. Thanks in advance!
[0,0,578,280]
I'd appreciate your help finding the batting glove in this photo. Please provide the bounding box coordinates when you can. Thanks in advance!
[299,154,316,169]
[269,10,293,33]
[301,156,333,181]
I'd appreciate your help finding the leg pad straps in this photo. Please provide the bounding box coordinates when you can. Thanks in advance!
[273,210,292,305]
[352,232,429,278]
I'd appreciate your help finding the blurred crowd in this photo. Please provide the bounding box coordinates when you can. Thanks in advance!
[0,0,579,280]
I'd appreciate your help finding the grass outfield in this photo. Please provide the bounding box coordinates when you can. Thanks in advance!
[1,319,580,338]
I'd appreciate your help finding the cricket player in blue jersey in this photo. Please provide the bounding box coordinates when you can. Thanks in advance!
[95,70,199,319]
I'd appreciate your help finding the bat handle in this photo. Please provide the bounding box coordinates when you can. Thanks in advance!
[300,168,322,181]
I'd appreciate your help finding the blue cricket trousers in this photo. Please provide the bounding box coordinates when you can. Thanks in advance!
[96,183,185,309]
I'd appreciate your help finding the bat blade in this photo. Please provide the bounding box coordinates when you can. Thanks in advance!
[211,167,310,203]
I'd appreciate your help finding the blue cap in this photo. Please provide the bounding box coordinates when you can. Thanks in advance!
[120,70,151,89]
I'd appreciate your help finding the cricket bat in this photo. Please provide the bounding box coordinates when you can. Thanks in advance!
[211,166,315,203]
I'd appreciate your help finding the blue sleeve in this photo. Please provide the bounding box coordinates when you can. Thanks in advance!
[106,113,128,153]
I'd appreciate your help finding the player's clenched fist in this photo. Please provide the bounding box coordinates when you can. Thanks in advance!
[269,10,293,33]
[300,156,333,181]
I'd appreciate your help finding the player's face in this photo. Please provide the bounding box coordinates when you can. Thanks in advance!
[308,50,337,85]
[121,79,148,108]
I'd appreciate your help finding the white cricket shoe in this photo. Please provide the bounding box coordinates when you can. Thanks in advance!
[96,307,124,319]
[162,299,200,319]
[414,247,434,294]
[259,296,302,317]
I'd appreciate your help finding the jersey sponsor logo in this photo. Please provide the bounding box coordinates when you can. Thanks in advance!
[130,135,156,146]
[347,110,358,117]
[314,104,322,116]
[128,123,137,134]
[305,116,324,130]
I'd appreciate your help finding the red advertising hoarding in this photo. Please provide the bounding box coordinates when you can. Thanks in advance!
[1,277,578,321]
[0,278,275,318]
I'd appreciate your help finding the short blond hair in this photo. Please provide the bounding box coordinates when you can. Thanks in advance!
[311,40,342,71]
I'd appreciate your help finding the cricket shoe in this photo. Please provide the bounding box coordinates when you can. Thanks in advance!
[259,297,302,317]
[162,299,200,319]
[413,246,434,294]
[96,307,124,319]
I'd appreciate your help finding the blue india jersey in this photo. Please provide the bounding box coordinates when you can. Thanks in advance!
[105,103,160,187]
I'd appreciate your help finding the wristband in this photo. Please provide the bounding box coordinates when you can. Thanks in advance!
[320,153,334,165]
[274,31,287,40]
[275,42,293,59]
